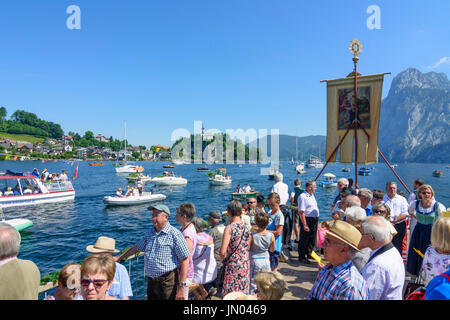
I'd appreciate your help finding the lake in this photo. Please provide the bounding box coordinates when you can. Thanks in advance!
[0,160,448,299]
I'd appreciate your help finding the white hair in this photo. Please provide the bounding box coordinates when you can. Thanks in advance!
[338,178,349,186]
[344,206,367,222]
[358,188,373,202]
[274,172,283,182]
[362,216,391,243]
[0,223,21,260]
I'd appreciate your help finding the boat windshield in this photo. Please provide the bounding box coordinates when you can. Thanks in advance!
[45,180,74,192]
[0,178,44,196]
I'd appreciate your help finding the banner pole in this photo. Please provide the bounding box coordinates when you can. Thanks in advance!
[353,57,359,187]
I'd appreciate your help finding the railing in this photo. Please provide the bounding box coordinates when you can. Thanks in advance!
[45,180,74,192]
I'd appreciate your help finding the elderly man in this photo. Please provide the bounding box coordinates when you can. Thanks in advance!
[116,204,190,300]
[308,220,369,300]
[330,178,349,212]
[332,188,360,220]
[271,173,291,250]
[358,188,373,216]
[383,182,409,254]
[0,223,41,299]
[297,180,319,264]
[360,216,405,300]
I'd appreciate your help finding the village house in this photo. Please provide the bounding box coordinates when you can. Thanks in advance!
[95,134,110,143]
[77,147,88,158]
[17,143,33,154]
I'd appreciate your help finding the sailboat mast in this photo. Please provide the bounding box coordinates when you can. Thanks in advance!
[124,121,127,161]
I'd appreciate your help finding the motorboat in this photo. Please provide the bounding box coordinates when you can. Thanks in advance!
[1,207,33,232]
[268,167,279,180]
[432,170,443,177]
[358,167,372,176]
[342,167,350,172]
[295,162,305,172]
[163,165,176,168]
[89,162,105,166]
[231,191,259,201]
[321,173,337,188]
[306,155,324,169]
[126,173,152,183]
[103,192,166,206]
[197,166,209,172]
[150,176,188,186]
[0,170,75,208]
[114,163,145,173]
[209,174,232,185]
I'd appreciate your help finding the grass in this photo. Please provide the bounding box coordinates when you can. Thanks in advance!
[0,132,45,144]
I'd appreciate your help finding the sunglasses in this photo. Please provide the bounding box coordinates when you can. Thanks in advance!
[374,209,386,214]
[247,201,256,204]
[80,279,108,288]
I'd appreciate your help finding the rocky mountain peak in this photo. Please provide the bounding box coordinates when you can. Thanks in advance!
[389,68,450,95]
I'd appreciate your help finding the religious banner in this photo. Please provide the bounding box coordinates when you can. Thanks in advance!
[323,73,385,164]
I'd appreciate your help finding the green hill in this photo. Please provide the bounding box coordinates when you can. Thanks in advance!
[0,133,45,144]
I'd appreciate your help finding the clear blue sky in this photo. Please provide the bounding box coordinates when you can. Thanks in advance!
[0,0,449,147]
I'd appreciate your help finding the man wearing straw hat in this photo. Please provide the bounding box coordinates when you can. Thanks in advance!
[308,220,369,300]
[86,236,133,300]
[115,204,190,300]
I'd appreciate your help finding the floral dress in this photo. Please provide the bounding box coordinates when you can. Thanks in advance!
[222,222,251,295]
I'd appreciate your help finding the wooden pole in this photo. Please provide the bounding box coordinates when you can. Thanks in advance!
[353,57,359,187]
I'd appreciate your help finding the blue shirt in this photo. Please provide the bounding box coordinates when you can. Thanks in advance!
[308,260,369,300]
[425,267,450,300]
[137,222,190,279]
[106,262,133,300]
[365,203,373,216]
[267,210,284,253]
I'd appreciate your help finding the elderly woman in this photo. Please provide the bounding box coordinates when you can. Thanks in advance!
[45,263,82,300]
[80,253,116,300]
[220,200,251,296]
[344,206,367,232]
[406,184,446,277]
[421,217,450,284]
[253,270,287,300]
[358,188,373,216]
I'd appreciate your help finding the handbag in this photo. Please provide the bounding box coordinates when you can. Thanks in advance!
[217,228,244,285]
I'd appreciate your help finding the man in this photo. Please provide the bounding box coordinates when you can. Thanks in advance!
[271,173,291,250]
[266,192,284,271]
[0,223,41,300]
[330,178,349,212]
[60,170,69,181]
[247,197,258,225]
[207,210,226,293]
[42,168,49,181]
[358,188,373,216]
[308,220,369,300]
[371,189,384,206]
[86,236,133,300]
[383,182,409,254]
[297,180,319,264]
[31,168,40,178]
[332,187,359,220]
[115,204,190,300]
[360,216,405,300]
[243,183,251,193]
[135,177,143,196]
[290,179,304,244]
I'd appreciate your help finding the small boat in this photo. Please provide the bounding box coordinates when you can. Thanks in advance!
[432,170,443,177]
[231,191,259,201]
[321,173,337,188]
[297,170,307,174]
[125,173,152,182]
[163,165,176,168]
[2,218,33,232]
[306,155,324,169]
[114,163,145,173]
[358,167,372,176]
[268,167,279,180]
[103,192,166,206]
[295,162,305,172]
[209,174,232,185]
[150,176,188,186]
[89,162,104,166]
[342,167,350,172]
[197,166,209,172]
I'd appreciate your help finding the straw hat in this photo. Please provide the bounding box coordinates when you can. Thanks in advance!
[327,220,362,251]
[222,291,257,300]
[86,236,120,253]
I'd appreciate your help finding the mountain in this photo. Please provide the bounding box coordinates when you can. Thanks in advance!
[379,68,450,163]
[249,134,326,161]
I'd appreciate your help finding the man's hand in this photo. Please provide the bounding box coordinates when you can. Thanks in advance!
[176,286,186,300]
[303,224,310,232]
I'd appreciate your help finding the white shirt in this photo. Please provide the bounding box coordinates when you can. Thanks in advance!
[361,246,405,300]
[243,185,251,193]
[60,173,69,181]
[271,181,289,205]
[297,192,319,218]
[383,194,409,223]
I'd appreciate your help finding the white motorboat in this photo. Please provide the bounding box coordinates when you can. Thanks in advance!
[209,175,232,185]
[306,155,324,169]
[126,173,152,183]
[0,170,75,209]
[114,163,145,174]
[150,176,188,186]
[103,192,166,206]
[321,173,337,188]
[1,207,33,232]
[295,162,305,172]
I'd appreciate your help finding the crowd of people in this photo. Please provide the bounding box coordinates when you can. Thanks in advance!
[0,173,448,301]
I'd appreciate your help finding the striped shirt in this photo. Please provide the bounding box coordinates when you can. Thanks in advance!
[308,260,369,300]
[137,222,190,279]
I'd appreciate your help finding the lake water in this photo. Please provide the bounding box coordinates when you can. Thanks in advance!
[1,160,448,299]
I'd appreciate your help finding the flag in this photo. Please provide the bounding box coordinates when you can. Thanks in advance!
[73,163,79,180]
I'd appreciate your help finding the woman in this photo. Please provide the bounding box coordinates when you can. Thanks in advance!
[44,263,83,300]
[290,179,304,244]
[220,200,251,296]
[256,195,266,214]
[176,203,198,300]
[249,212,275,294]
[80,253,116,300]
[191,217,217,300]
[421,217,450,284]
[406,184,446,277]
[372,202,398,236]
[343,206,367,232]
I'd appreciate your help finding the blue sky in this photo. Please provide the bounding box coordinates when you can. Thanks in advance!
[0,0,449,147]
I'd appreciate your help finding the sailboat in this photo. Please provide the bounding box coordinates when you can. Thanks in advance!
[113,122,144,174]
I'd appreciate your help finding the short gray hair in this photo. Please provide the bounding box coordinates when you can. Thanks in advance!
[227,200,243,217]
[192,216,207,233]
[358,188,373,202]
[344,206,367,222]
[362,216,391,243]
[343,195,361,207]
[338,178,349,186]
[0,223,21,260]
[274,172,283,183]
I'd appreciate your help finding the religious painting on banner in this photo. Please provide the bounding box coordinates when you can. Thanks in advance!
[323,73,385,164]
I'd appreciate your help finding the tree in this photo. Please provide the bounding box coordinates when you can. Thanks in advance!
[0,107,6,122]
